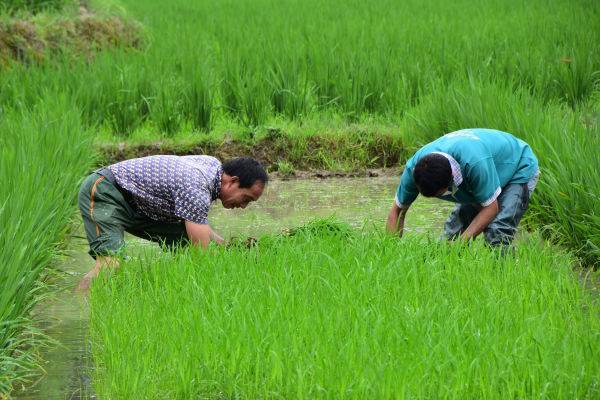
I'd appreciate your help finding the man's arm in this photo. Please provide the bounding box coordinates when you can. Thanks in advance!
[388,163,418,237]
[462,156,502,240]
[461,199,499,240]
[386,202,410,237]
[185,220,225,248]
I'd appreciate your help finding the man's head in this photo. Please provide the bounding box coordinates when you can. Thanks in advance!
[413,153,452,197]
[220,157,268,209]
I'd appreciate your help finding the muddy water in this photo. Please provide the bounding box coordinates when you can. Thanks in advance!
[14,243,95,400]
[16,177,451,399]
[209,177,451,237]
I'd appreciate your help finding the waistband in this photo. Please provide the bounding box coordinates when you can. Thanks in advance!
[96,167,136,207]
[97,167,116,183]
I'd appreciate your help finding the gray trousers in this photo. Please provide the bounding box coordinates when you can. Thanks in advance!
[443,183,532,246]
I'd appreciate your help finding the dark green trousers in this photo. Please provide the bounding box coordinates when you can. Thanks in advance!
[78,170,189,258]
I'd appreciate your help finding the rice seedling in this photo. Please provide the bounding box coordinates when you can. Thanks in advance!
[89,223,600,399]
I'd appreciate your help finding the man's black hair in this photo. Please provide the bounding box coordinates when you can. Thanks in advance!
[413,153,452,197]
[222,157,269,188]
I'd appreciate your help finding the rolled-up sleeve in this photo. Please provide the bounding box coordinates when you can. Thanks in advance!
[466,157,501,206]
[395,166,419,208]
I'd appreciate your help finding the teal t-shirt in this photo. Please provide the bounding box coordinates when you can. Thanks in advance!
[396,129,538,207]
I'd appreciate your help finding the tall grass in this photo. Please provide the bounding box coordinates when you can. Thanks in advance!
[90,226,600,399]
[0,0,598,135]
[0,0,73,14]
[0,96,93,393]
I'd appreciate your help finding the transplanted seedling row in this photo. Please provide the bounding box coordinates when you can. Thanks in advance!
[90,223,600,399]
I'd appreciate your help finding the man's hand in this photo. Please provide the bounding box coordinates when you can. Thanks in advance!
[77,255,119,294]
[185,221,224,248]
[462,200,499,240]
[386,202,409,237]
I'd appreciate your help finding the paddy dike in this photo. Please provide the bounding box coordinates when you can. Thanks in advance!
[0,3,144,67]
[95,130,407,176]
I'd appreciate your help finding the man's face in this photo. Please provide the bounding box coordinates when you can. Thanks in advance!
[220,179,265,209]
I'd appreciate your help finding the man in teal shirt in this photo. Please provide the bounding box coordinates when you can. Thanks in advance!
[386,129,539,246]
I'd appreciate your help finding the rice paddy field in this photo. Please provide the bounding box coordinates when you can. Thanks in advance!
[1,0,600,398]
[89,229,600,399]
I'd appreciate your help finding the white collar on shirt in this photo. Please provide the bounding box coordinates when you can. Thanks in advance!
[431,152,462,195]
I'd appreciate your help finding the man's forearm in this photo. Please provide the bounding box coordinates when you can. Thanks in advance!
[462,200,499,240]
[387,205,408,237]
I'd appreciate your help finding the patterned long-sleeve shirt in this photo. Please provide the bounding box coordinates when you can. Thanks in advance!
[109,155,222,224]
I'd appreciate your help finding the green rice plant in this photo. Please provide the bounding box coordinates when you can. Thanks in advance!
[0,0,74,14]
[219,65,241,120]
[73,55,153,131]
[266,56,313,121]
[2,0,599,129]
[90,227,600,399]
[104,65,153,137]
[218,53,271,127]
[148,76,184,137]
[0,94,93,393]
[553,52,600,109]
[182,62,215,133]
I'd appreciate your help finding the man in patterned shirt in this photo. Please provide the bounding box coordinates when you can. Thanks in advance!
[387,128,539,246]
[77,155,267,290]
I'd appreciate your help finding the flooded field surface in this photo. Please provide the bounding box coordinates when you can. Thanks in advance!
[14,243,94,400]
[209,177,451,237]
[16,177,450,399]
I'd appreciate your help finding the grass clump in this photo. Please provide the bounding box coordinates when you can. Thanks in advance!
[281,217,352,238]
[272,160,295,178]
[0,0,144,66]
[90,228,600,399]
